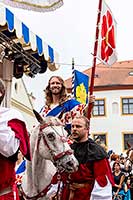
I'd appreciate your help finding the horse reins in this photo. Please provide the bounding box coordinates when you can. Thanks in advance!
[22,123,74,200]
[20,183,51,200]
[37,123,73,163]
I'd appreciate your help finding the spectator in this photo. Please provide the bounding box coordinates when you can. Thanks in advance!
[110,154,120,170]
[112,161,131,200]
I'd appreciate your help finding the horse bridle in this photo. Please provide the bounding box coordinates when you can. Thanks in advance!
[37,123,73,163]
[21,123,74,200]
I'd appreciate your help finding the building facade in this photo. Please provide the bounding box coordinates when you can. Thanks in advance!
[11,77,36,132]
[65,60,133,154]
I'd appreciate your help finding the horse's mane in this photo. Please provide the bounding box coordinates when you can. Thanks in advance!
[40,116,63,126]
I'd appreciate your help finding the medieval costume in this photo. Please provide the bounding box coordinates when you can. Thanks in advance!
[15,159,26,185]
[40,98,85,131]
[0,107,30,200]
[51,138,114,200]
[15,158,26,200]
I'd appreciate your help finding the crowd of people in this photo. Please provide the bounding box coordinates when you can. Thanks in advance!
[109,152,132,200]
[0,76,132,200]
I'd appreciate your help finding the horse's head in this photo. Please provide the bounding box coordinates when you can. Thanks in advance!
[33,110,79,173]
[124,148,133,172]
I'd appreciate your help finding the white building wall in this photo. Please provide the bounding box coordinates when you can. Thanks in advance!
[11,78,36,132]
[90,89,133,154]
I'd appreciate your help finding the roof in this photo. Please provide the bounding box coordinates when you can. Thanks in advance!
[65,60,133,91]
[0,3,59,77]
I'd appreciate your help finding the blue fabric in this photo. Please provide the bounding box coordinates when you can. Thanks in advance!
[22,23,29,44]
[48,45,54,62]
[40,99,82,133]
[3,5,57,71]
[74,70,89,105]
[6,8,14,32]
[36,35,43,55]
[16,160,26,174]
[124,189,131,200]
[113,189,131,200]
[46,99,81,117]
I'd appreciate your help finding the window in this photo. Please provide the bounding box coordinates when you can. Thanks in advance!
[112,102,119,114]
[122,98,133,114]
[123,133,133,150]
[93,99,105,116]
[93,134,107,145]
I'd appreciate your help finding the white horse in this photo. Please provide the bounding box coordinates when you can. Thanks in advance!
[22,110,79,200]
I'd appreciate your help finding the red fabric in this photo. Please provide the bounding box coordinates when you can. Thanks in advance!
[52,163,94,200]
[8,119,31,161]
[51,159,114,200]
[0,156,15,190]
[93,158,115,187]
[0,184,20,200]
[0,119,31,191]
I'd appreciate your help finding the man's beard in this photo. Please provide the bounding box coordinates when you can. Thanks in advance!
[51,87,61,95]
[71,132,81,142]
[52,91,61,95]
[74,137,81,142]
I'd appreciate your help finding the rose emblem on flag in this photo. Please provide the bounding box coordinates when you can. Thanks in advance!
[101,10,116,63]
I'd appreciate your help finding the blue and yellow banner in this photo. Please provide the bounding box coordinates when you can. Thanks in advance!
[74,70,89,105]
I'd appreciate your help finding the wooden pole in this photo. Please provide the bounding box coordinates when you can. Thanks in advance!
[87,0,102,120]
[0,59,13,107]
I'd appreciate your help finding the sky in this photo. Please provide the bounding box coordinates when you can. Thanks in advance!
[6,0,133,110]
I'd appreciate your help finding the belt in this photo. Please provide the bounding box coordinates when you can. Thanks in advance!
[68,181,93,200]
[0,186,12,196]
[69,182,91,190]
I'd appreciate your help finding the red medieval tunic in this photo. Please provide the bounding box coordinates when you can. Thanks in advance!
[51,139,115,200]
[0,108,30,200]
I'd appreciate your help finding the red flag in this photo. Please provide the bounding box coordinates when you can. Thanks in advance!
[97,0,117,66]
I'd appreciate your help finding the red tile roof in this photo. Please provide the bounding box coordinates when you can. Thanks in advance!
[65,60,133,91]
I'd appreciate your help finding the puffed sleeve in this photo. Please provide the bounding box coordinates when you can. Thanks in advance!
[0,120,20,157]
[8,119,31,161]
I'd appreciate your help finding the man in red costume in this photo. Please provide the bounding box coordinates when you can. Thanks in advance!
[51,115,114,200]
[0,79,31,200]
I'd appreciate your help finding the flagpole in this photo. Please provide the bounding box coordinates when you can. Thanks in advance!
[87,0,103,120]
[71,57,75,98]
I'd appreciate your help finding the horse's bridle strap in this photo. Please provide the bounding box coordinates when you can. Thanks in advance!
[37,125,73,162]
[54,149,73,161]
[20,183,51,200]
